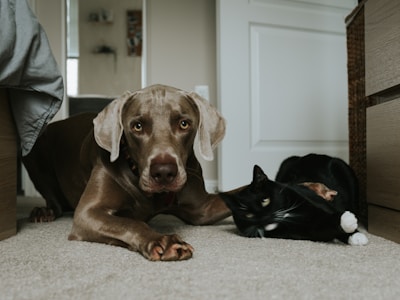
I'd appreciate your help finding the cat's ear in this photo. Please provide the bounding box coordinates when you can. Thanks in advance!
[252,165,268,185]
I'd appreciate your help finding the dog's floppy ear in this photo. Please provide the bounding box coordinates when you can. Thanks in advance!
[187,92,226,161]
[93,91,135,162]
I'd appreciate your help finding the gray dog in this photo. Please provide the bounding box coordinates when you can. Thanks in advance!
[23,84,231,261]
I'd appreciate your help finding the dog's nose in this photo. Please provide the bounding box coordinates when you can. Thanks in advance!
[150,163,178,184]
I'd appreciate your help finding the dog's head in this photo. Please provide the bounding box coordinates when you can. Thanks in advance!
[93,84,225,194]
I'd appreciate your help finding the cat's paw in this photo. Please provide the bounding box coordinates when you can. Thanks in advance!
[340,211,358,233]
[348,232,369,246]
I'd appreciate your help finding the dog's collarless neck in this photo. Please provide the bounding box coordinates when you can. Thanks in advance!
[154,192,177,207]
[120,136,139,177]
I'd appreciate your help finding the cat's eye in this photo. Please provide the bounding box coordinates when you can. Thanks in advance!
[245,213,254,218]
[261,198,270,207]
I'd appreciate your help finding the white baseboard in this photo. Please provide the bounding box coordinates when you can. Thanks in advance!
[204,180,218,193]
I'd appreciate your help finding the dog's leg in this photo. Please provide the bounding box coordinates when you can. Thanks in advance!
[22,149,67,222]
[178,193,231,225]
[69,213,194,261]
[174,167,231,225]
[69,167,193,261]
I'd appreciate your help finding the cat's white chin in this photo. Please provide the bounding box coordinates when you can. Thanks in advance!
[264,223,278,231]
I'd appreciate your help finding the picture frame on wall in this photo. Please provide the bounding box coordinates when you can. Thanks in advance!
[127,10,142,56]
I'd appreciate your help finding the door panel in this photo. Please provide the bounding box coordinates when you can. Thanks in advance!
[217,0,356,190]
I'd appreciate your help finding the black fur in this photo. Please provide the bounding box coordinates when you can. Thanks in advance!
[220,154,367,245]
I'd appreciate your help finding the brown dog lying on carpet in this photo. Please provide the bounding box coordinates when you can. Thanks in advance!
[23,84,231,261]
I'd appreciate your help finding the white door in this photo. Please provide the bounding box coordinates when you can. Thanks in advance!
[217,0,357,191]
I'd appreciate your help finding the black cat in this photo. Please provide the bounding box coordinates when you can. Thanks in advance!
[220,154,368,245]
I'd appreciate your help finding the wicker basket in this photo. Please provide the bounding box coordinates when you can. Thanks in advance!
[345,0,376,226]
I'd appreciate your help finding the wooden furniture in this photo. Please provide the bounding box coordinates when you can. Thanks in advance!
[365,0,400,243]
[347,0,400,243]
[0,89,17,241]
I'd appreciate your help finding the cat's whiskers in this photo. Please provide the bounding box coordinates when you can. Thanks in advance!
[242,225,263,238]
[272,201,303,223]
[238,202,248,211]
[257,228,264,238]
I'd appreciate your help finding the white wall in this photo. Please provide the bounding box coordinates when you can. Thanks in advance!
[24,0,67,197]
[78,0,142,96]
[146,0,218,185]
[28,0,67,120]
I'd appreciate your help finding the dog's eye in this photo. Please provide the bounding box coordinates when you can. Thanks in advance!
[261,198,270,207]
[132,122,143,132]
[179,120,190,130]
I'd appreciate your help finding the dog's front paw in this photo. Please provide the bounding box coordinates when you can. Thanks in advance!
[29,207,56,222]
[340,211,358,233]
[145,234,194,261]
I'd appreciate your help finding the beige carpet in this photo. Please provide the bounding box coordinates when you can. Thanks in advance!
[1,197,399,300]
